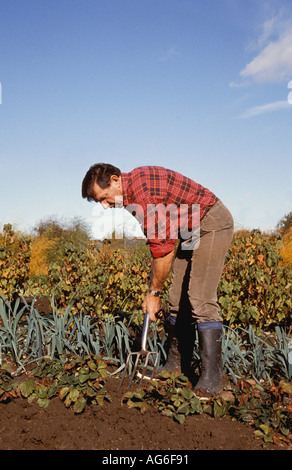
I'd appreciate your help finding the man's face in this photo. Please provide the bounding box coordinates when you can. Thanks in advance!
[91,175,123,209]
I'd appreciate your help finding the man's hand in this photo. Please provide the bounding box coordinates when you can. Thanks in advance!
[142,292,161,321]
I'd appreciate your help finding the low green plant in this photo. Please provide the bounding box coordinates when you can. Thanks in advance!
[231,379,292,447]
[122,371,292,447]
[0,363,19,402]
[123,370,203,423]
[123,370,232,424]
[20,355,111,413]
[0,354,111,414]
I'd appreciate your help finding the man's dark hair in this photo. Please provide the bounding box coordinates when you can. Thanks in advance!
[81,163,121,201]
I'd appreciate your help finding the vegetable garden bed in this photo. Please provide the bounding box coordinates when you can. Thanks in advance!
[0,295,291,451]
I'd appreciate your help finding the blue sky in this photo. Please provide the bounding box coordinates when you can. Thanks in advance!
[0,0,291,238]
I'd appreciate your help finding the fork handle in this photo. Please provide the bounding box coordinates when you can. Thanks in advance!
[141,312,150,352]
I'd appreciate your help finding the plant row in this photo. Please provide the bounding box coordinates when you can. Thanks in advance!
[0,354,110,414]
[1,294,291,383]
[1,223,292,330]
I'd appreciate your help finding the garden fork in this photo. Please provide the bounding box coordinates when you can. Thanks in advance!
[118,312,159,390]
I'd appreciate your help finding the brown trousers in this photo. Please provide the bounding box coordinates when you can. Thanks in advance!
[168,200,234,323]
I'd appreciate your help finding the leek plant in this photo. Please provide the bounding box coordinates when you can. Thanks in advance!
[98,315,132,373]
[72,311,100,356]
[0,296,28,368]
[0,295,291,384]
[222,324,292,383]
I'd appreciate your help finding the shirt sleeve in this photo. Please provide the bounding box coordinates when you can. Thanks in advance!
[147,238,176,258]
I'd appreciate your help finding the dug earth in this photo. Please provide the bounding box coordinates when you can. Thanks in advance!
[0,377,282,451]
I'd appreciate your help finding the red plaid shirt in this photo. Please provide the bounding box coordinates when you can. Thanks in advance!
[121,166,218,258]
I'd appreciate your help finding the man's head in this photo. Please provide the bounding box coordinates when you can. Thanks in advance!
[82,163,123,208]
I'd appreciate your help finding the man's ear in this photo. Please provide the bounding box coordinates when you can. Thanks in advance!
[110,174,121,185]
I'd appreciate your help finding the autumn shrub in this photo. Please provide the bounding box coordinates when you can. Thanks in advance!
[29,235,55,276]
[0,224,31,297]
[27,228,292,331]
[280,226,292,267]
[32,217,90,265]
[2,220,292,332]
[25,238,153,322]
[26,217,94,301]
[276,212,292,235]
[219,230,292,329]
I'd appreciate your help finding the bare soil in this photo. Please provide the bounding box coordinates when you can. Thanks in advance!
[0,376,282,452]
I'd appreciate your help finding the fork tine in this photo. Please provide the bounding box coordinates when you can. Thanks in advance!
[128,352,141,387]
[117,312,160,391]
[117,351,136,391]
[151,351,159,377]
[138,351,159,386]
[138,352,151,386]
[117,363,128,392]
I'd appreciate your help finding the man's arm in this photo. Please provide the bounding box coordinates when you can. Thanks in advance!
[142,249,175,321]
